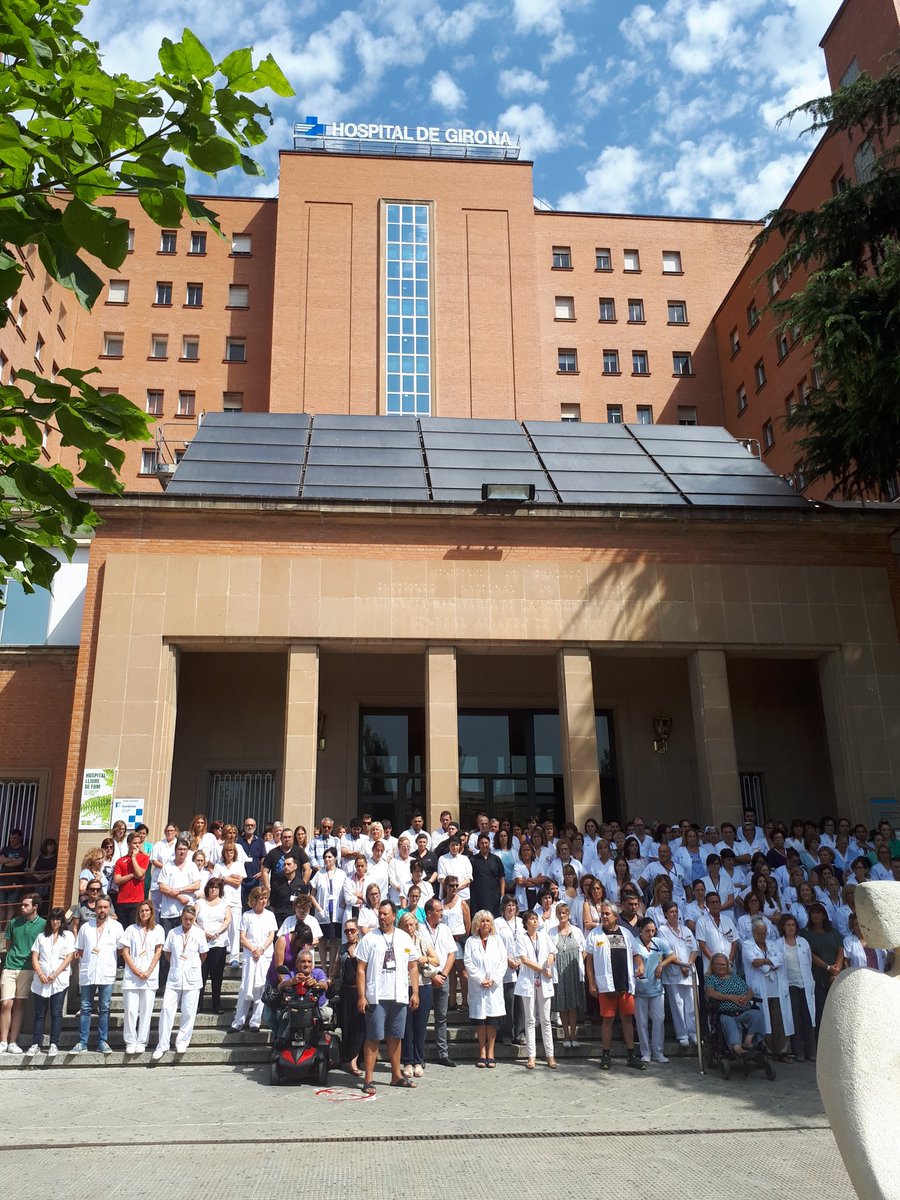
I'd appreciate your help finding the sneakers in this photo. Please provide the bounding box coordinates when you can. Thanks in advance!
[599,1050,611,1071]
[570,1039,580,1048]
[47,1045,58,1058]
[0,1042,6,1053]
[151,1048,165,1061]
[135,1045,146,1054]
[562,1038,571,1049]
[98,1042,112,1055]
[653,1054,670,1064]
[7,1044,23,1055]
[70,1043,86,1054]
[437,1057,457,1068]
[640,1054,652,1064]
[125,1044,136,1055]
[626,1050,647,1071]
[174,1043,189,1053]
[25,1045,40,1057]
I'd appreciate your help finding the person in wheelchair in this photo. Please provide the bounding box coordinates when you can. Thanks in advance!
[704,952,767,1057]
[273,949,333,1049]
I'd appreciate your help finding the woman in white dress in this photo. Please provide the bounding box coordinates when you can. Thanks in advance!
[118,900,165,1053]
[27,908,76,1057]
[212,843,245,965]
[357,883,382,935]
[196,878,232,1014]
[514,909,557,1070]
[463,909,507,1067]
[232,887,277,1031]
[189,814,219,860]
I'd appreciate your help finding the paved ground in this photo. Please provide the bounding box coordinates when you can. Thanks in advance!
[0,1057,853,1198]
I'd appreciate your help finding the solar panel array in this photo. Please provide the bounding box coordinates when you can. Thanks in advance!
[165,413,808,509]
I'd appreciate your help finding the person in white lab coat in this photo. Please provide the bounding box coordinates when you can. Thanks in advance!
[27,908,75,1057]
[513,909,557,1070]
[118,900,164,1054]
[778,913,816,1062]
[463,910,507,1068]
[740,917,792,1058]
[232,887,278,1031]
[657,901,699,1049]
[152,904,209,1060]
[585,902,645,1072]
[842,912,889,972]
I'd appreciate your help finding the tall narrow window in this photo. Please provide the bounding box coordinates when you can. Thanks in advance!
[223,392,244,412]
[185,283,203,307]
[177,390,195,417]
[384,202,432,415]
[189,231,207,255]
[146,390,164,416]
[636,405,653,424]
[159,230,177,254]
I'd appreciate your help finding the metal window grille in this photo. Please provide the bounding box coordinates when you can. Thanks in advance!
[207,771,277,830]
[739,772,765,823]
[0,779,39,848]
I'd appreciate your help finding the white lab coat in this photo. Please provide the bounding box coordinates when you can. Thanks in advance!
[842,934,887,972]
[463,933,507,1019]
[512,929,556,999]
[740,937,794,1036]
[585,926,636,994]
[778,936,816,1025]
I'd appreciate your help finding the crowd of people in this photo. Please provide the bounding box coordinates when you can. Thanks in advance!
[0,807,897,1080]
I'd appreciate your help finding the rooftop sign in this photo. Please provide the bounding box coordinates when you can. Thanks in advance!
[293,116,521,160]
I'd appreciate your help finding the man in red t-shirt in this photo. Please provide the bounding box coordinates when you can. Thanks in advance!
[113,831,150,928]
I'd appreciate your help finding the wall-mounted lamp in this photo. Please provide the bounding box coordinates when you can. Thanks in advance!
[653,715,672,755]
[317,712,327,752]
[480,482,536,504]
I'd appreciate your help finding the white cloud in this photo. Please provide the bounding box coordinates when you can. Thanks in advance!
[558,145,654,212]
[430,69,467,111]
[728,149,812,217]
[497,67,549,98]
[573,64,611,116]
[498,102,568,158]
[541,31,577,67]
[512,0,565,34]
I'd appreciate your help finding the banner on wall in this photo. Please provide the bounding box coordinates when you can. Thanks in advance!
[78,768,115,830]
[111,798,145,830]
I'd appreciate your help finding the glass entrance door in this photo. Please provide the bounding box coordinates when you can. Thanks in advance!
[359,710,425,828]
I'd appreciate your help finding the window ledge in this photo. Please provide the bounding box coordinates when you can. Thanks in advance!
[594,267,612,273]
[755,381,767,393]
[179,357,200,363]
[667,320,689,327]
[14,324,26,343]
[147,355,168,362]
[553,317,576,323]
[672,372,696,378]
[662,270,685,276]
[156,251,176,256]
[623,268,642,274]
[42,297,52,313]
[99,353,124,360]
[225,305,249,311]
[598,318,618,324]
[229,252,252,259]
[152,302,172,309]
[224,358,247,365]
[188,251,208,258]
[628,319,647,325]
[730,346,741,359]
[631,371,652,377]
[602,370,623,377]
[183,304,204,310]
[174,412,195,420]
[105,300,129,307]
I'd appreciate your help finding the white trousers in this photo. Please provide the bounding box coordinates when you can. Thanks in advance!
[635,992,665,1058]
[233,971,266,1028]
[156,985,201,1051]
[227,904,242,960]
[521,990,554,1060]
[664,983,696,1042]
[122,989,155,1049]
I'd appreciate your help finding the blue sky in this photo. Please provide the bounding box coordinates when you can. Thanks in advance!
[82,0,843,220]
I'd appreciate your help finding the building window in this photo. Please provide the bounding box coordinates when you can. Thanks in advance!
[555,296,575,320]
[231,233,252,256]
[730,327,740,355]
[560,403,581,423]
[225,337,246,363]
[776,330,790,360]
[792,464,808,493]
[677,405,698,425]
[189,231,207,255]
[602,349,620,375]
[854,141,876,185]
[636,405,653,425]
[627,298,645,323]
[662,251,683,273]
[552,246,572,269]
[606,404,623,424]
[747,301,759,330]
[754,358,767,389]
[107,279,129,304]
[762,419,775,451]
[127,227,134,252]
[182,335,199,361]
[15,300,26,330]
[103,332,124,357]
[34,334,44,365]
[598,298,616,322]
[667,300,687,324]
[228,284,249,308]
[42,273,52,309]
[223,391,244,412]
[0,579,51,645]
[623,249,640,272]
[557,349,578,373]
[185,282,203,307]
[50,360,58,382]
[672,351,693,376]
[159,230,177,254]
[384,202,432,415]
[595,247,612,271]
[632,350,649,375]
[150,334,168,359]
[798,378,811,405]
[832,170,850,195]
[0,351,7,383]
[140,449,158,475]
[839,57,860,88]
[57,301,67,337]
[146,390,164,415]
[155,281,172,306]
[737,384,747,414]
[785,392,797,417]
[177,390,195,417]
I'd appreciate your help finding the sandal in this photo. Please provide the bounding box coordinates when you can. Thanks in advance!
[476,1057,487,1068]
[347,1065,363,1077]
[361,1081,376,1094]
[390,1076,416,1088]
[525,1059,536,1070]
[486,1058,496,1068]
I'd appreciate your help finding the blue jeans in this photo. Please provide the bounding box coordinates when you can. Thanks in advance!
[33,991,65,1047]
[720,1005,766,1048]
[79,983,113,1046]
[402,983,432,1066]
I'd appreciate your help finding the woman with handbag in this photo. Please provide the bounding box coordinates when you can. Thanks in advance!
[399,910,439,1078]
[331,919,365,1077]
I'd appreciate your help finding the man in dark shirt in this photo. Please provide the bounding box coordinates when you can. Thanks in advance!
[237,817,266,907]
[261,828,310,893]
[411,834,438,883]
[468,834,505,917]
[268,856,302,929]
[431,822,461,861]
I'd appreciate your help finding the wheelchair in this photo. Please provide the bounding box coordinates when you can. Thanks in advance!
[703,998,776,1082]
[268,976,341,1087]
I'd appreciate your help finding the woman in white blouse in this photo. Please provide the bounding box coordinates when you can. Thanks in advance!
[27,908,75,1057]
[310,847,347,974]
[232,887,277,1031]
[842,912,888,972]
[514,909,557,1070]
[464,910,508,1067]
[196,878,232,1015]
[118,900,165,1054]
[212,843,244,966]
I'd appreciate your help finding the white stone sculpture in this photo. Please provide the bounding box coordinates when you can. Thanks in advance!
[817,881,900,1200]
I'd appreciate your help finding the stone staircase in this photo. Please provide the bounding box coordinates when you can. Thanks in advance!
[0,970,692,1068]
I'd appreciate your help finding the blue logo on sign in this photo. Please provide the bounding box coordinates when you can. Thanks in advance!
[296,115,326,137]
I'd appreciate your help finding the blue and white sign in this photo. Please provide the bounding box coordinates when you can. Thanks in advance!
[294,116,520,159]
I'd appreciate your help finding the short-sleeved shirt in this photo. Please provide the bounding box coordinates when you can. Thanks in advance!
[706,969,751,1015]
[607,928,630,993]
[0,843,29,880]
[163,924,209,990]
[264,845,310,878]
[113,852,150,905]
[801,927,844,988]
[4,914,46,969]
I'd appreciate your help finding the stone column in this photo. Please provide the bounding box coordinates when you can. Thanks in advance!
[688,649,741,828]
[426,646,460,831]
[557,647,603,828]
[282,644,320,833]
[817,650,871,828]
